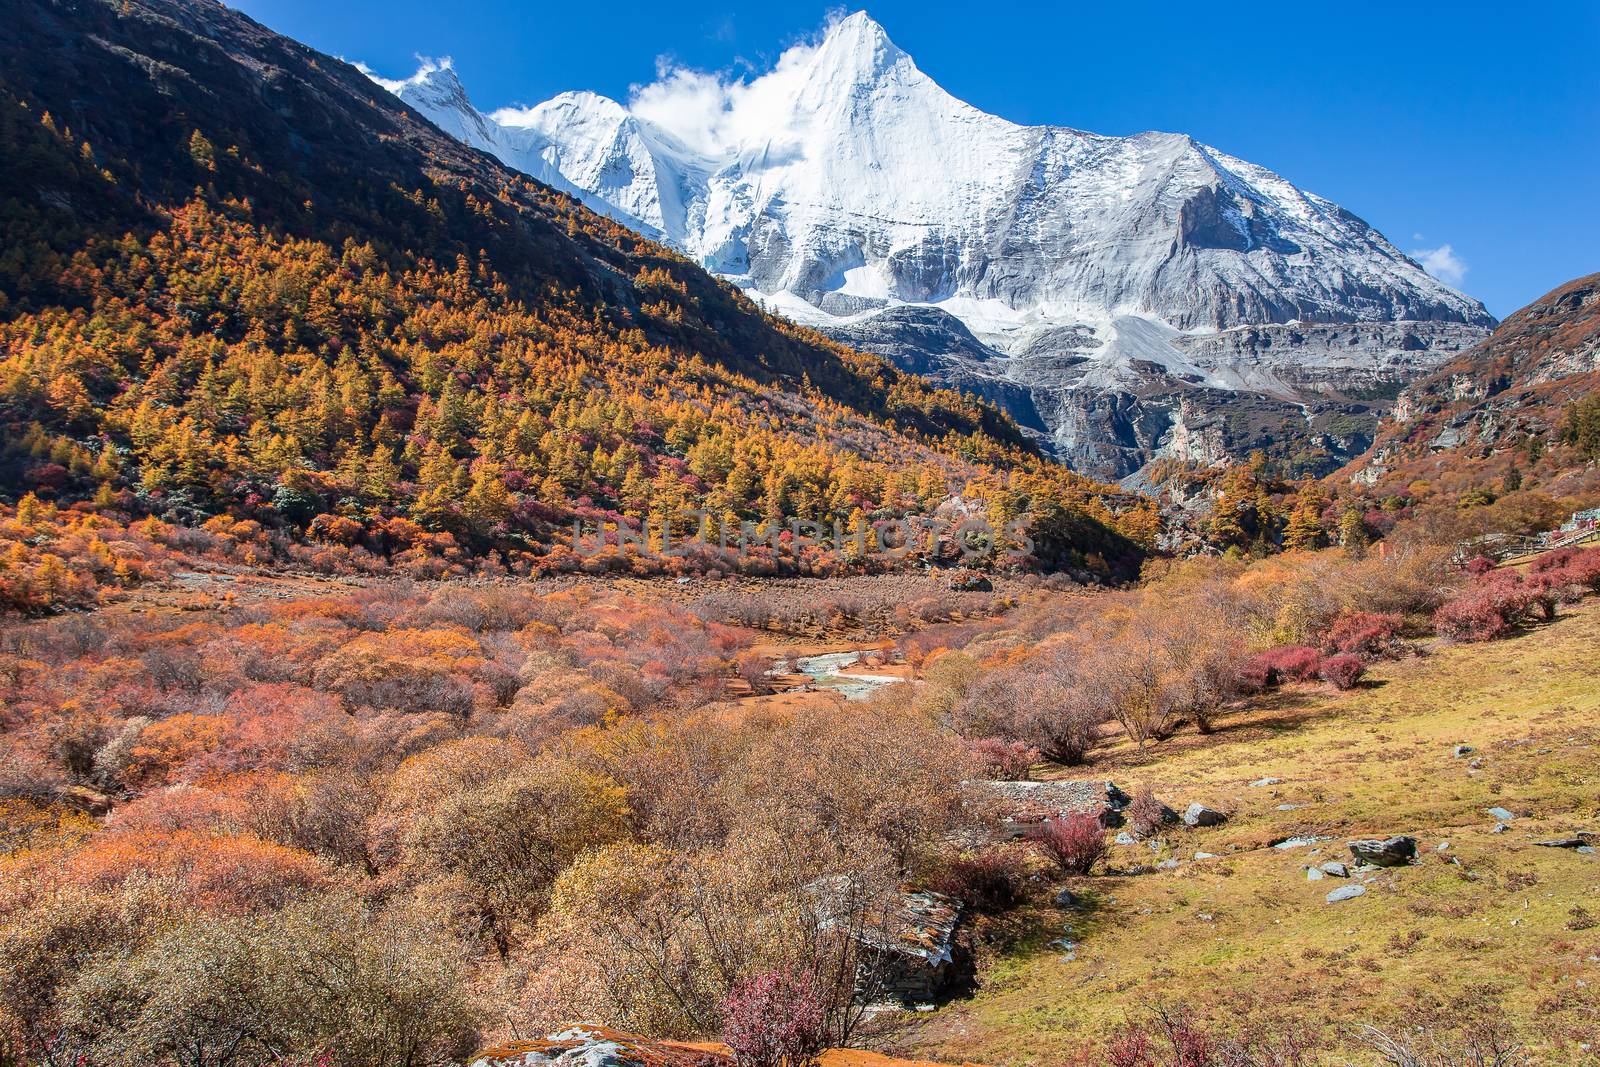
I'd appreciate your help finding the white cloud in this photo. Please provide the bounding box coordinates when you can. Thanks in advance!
[353,56,453,94]
[623,16,841,159]
[1410,243,1468,286]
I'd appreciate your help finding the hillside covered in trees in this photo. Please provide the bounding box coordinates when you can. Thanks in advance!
[0,0,1153,595]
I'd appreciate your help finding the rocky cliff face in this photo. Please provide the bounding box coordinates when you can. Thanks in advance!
[374,12,1495,478]
[1347,273,1600,489]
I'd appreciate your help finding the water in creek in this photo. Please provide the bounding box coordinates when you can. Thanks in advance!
[775,650,901,701]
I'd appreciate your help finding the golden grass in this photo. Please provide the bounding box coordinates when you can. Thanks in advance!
[887,601,1600,1065]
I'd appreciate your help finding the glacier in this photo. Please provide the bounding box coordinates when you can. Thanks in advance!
[367,13,1495,478]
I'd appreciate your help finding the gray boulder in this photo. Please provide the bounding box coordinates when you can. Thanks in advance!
[1319,861,1350,878]
[1486,806,1519,821]
[1348,836,1417,867]
[1183,803,1228,828]
[1326,884,1367,903]
[1052,888,1080,909]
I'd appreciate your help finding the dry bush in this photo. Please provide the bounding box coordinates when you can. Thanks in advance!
[963,737,1040,780]
[924,848,1027,914]
[1127,786,1177,839]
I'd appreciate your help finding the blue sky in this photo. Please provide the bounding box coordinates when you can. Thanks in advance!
[234,0,1598,319]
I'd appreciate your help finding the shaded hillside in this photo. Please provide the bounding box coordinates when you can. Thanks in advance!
[0,0,1149,575]
[1342,273,1600,503]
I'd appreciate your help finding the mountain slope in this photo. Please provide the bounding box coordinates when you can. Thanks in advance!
[0,0,1150,577]
[1344,272,1600,500]
[375,13,1494,477]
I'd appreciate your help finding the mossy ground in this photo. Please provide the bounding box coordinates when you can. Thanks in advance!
[889,601,1600,1065]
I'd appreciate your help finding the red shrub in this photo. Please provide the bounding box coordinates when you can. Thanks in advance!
[927,849,1026,914]
[1318,653,1366,690]
[1027,813,1108,875]
[1573,548,1600,592]
[964,737,1040,781]
[721,970,828,1067]
[1543,548,1600,595]
[1464,555,1497,576]
[1529,546,1584,574]
[1238,645,1322,690]
[1103,1004,1319,1067]
[1433,574,1535,642]
[1522,573,1568,621]
[1322,611,1403,659]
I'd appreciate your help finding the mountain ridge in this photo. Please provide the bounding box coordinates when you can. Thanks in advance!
[0,0,1152,580]
[372,11,1495,477]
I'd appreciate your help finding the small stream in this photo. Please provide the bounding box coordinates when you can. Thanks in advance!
[771,650,902,701]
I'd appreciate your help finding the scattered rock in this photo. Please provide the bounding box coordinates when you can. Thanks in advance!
[1272,835,1330,850]
[1326,885,1367,903]
[949,571,993,592]
[1276,803,1304,811]
[1486,806,1519,822]
[1469,758,1485,770]
[1535,832,1600,850]
[1156,859,1180,870]
[1194,852,1218,860]
[1183,803,1228,828]
[1114,831,1137,846]
[1052,888,1079,909]
[1306,866,1325,881]
[1453,744,1474,758]
[1492,822,1510,834]
[1249,777,1283,788]
[1319,861,1350,878]
[1348,836,1417,867]
[53,785,112,816]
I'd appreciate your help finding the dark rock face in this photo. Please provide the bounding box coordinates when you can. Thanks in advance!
[819,306,1052,437]
[824,308,1489,477]
[1348,836,1418,867]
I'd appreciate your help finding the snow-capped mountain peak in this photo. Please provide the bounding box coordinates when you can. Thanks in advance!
[382,60,498,149]
[797,11,908,93]
[362,13,1494,477]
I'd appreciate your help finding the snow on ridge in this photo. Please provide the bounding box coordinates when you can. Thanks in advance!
[362,11,1493,419]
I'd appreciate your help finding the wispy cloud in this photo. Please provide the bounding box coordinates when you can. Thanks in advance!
[623,13,848,158]
[1409,242,1468,286]
[353,56,453,94]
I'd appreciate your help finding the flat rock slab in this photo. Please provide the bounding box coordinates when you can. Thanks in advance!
[1326,885,1367,903]
[1535,832,1599,849]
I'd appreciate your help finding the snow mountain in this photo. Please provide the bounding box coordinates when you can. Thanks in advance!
[374,14,1495,478]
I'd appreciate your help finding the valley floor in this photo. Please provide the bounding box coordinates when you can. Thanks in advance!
[881,601,1600,1064]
